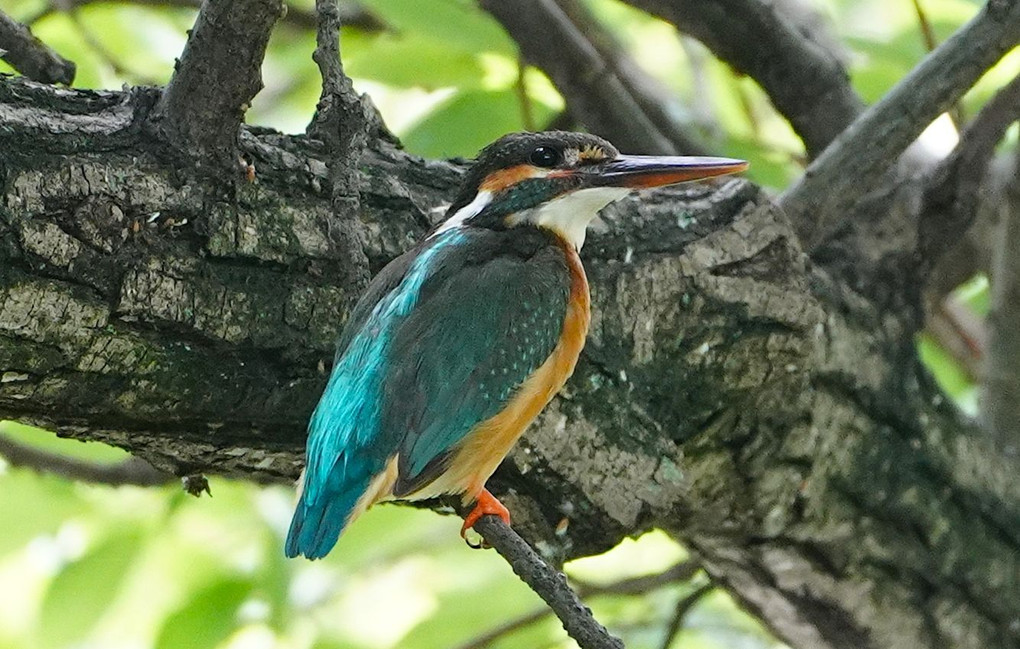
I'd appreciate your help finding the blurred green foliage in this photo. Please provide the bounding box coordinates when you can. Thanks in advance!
[0,0,1011,646]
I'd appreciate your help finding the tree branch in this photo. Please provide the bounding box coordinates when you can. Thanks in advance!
[621,0,862,158]
[0,431,171,486]
[0,10,75,85]
[305,0,372,284]
[983,145,1020,459]
[917,73,1020,267]
[479,0,705,155]
[780,0,1020,247]
[149,0,282,164]
[474,515,625,649]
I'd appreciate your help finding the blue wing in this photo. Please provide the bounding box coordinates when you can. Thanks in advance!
[285,228,570,559]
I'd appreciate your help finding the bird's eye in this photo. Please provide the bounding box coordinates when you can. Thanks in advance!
[529,146,562,168]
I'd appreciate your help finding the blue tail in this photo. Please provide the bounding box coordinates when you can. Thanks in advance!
[285,479,368,560]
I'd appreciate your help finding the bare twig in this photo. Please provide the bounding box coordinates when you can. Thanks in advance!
[306,0,371,280]
[0,10,75,84]
[983,145,1020,458]
[149,0,282,164]
[455,559,702,649]
[480,0,705,155]
[657,583,714,649]
[780,0,1020,248]
[474,515,625,649]
[515,53,536,132]
[917,73,1020,268]
[622,0,862,158]
[0,432,172,487]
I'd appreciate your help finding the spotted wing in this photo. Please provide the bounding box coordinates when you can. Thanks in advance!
[380,229,571,495]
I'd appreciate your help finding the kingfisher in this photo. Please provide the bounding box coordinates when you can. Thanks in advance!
[286,131,747,559]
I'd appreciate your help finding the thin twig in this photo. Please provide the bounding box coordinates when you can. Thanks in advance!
[474,515,625,649]
[515,52,536,132]
[0,432,172,487]
[149,0,282,165]
[657,583,714,649]
[0,10,75,84]
[780,0,1020,248]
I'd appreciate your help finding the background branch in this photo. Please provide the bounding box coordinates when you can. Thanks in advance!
[480,0,705,154]
[657,583,714,649]
[0,432,171,487]
[0,10,75,84]
[621,0,862,158]
[983,145,1020,458]
[780,0,1020,247]
[149,0,282,164]
[918,73,1020,267]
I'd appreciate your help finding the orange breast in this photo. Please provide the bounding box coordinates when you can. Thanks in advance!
[414,239,590,501]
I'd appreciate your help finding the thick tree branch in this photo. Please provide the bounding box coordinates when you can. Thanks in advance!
[149,0,282,164]
[479,0,705,155]
[0,10,75,84]
[918,73,1020,267]
[780,0,1020,247]
[474,515,624,649]
[983,146,1020,458]
[3,78,1019,649]
[621,0,862,158]
[0,432,171,486]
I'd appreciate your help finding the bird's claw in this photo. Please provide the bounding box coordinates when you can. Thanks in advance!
[460,488,510,549]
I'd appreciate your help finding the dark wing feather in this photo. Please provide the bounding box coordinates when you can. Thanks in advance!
[380,229,571,495]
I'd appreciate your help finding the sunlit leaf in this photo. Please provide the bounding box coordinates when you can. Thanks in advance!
[402,89,557,159]
[154,578,252,649]
[37,529,144,649]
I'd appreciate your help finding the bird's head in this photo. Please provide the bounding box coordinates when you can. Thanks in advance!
[437,131,748,249]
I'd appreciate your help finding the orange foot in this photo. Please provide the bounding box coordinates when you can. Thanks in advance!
[460,489,511,547]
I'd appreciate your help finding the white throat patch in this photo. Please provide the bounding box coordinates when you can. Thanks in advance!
[431,190,493,238]
[509,186,632,250]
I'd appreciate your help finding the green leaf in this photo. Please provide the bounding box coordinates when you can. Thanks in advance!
[402,90,557,159]
[358,0,514,55]
[346,36,486,90]
[37,529,144,649]
[155,578,252,649]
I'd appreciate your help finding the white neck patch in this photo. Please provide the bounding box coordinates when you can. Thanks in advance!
[430,190,493,238]
[509,187,632,250]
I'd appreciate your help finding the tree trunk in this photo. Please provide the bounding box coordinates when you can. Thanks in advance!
[1,78,1017,649]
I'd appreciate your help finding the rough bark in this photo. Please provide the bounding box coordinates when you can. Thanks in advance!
[1,77,1017,649]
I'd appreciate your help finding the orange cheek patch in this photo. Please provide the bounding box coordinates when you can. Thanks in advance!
[479,164,542,193]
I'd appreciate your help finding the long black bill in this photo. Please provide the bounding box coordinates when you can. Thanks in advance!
[589,155,748,188]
